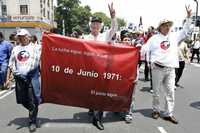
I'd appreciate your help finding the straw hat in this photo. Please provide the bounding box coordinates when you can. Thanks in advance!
[157,19,173,30]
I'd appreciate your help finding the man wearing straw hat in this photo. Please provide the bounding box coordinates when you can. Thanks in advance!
[142,5,193,124]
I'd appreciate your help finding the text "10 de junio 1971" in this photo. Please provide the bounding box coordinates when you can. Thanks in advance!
[51,65,122,81]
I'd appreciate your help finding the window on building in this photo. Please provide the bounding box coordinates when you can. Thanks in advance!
[20,5,28,15]
[43,8,46,17]
[19,0,29,3]
[1,5,7,16]
[51,13,53,21]
[47,11,50,19]
[40,11,42,17]
[47,0,50,7]
[51,0,54,10]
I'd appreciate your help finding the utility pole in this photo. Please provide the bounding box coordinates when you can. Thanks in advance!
[62,19,65,35]
[62,7,66,36]
[194,0,199,26]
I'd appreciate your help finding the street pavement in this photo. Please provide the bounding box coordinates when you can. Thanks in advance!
[0,63,200,133]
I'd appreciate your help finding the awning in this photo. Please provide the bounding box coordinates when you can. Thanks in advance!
[0,21,53,30]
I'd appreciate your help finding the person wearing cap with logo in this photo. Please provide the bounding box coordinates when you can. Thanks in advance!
[84,2,118,130]
[8,29,41,132]
[142,6,192,124]
[0,32,12,90]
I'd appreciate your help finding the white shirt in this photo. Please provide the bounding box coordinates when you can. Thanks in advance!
[193,40,200,49]
[142,18,192,68]
[178,41,190,61]
[9,42,41,75]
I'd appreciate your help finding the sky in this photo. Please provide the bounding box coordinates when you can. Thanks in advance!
[80,0,197,29]
[53,0,57,6]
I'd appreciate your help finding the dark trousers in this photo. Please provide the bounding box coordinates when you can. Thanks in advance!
[0,63,8,86]
[175,61,185,85]
[144,61,149,80]
[191,49,200,63]
[93,111,103,121]
[139,60,149,80]
[149,65,153,89]
[89,109,103,121]
[15,78,38,123]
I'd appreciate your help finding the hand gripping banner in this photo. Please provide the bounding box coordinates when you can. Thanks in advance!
[41,33,139,112]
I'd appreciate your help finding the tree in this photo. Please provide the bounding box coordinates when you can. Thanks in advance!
[117,18,126,30]
[93,12,111,27]
[92,12,126,30]
[55,0,80,34]
[55,1,126,35]
[55,0,91,35]
[72,5,92,34]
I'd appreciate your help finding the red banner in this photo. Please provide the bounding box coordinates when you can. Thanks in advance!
[41,33,139,112]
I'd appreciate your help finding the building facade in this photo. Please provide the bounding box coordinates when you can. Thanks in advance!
[0,0,55,40]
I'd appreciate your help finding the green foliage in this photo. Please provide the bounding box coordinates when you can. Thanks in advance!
[55,1,126,34]
[92,12,126,31]
[117,18,126,30]
[55,0,91,35]
[72,5,92,34]
[93,12,111,27]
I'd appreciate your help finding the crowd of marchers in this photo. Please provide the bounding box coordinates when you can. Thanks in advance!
[0,2,199,132]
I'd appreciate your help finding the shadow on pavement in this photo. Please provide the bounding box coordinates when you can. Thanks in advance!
[134,108,152,118]
[7,112,90,129]
[139,78,150,82]
[190,101,200,110]
[7,117,29,130]
[103,112,123,123]
[140,87,152,93]
[7,111,123,129]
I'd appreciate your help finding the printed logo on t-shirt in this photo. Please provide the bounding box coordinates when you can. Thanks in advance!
[17,50,30,62]
[160,41,170,50]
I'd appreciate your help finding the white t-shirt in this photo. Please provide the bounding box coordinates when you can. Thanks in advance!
[84,32,107,42]
[193,40,200,49]
[142,18,193,68]
[9,43,41,75]
[145,33,179,67]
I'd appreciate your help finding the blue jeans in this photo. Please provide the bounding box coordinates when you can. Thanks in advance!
[0,63,8,86]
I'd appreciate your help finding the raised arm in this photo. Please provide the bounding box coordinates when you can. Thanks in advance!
[186,5,192,18]
[106,2,118,42]
[108,2,115,19]
[177,5,193,44]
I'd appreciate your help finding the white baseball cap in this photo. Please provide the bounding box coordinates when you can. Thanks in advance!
[16,29,30,36]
